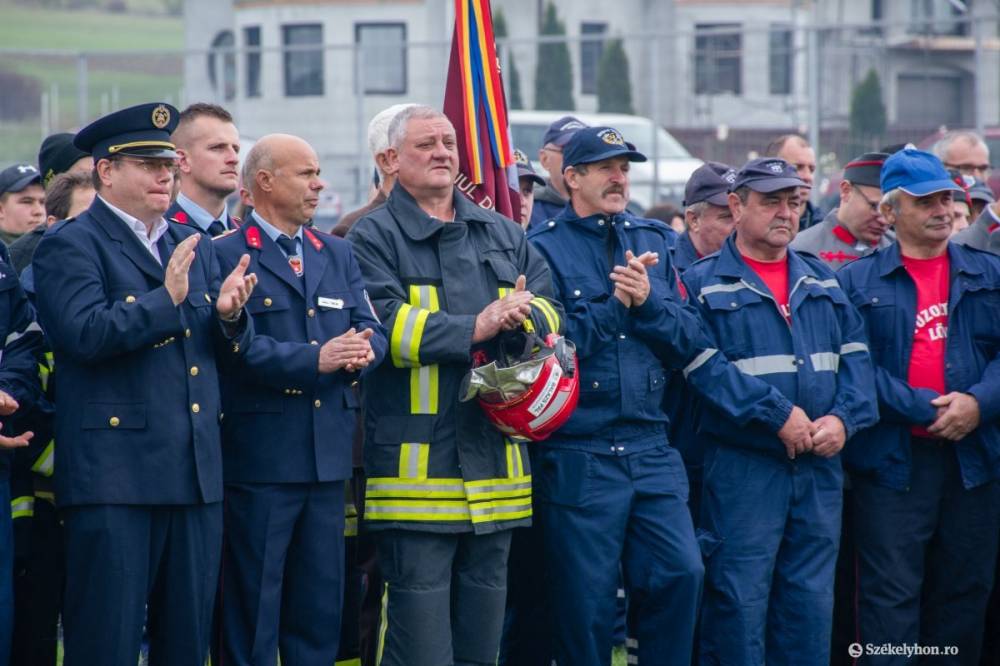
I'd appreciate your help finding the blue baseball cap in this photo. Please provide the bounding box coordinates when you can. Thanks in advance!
[75,102,180,162]
[542,115,588,148]
[880,148,964,197]
[562,126,647,172]
[0,163,42,196]
[731,157,806,193]
[683,161,736,206]
[513,148,545,187]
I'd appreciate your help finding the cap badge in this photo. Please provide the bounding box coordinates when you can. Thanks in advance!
[723,169,737,183]
[598,129,625,146]
[767,162,784,174]
[151,104,171,129]
[514,149,529,166]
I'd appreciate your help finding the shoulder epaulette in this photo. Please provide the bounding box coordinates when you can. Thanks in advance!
[212,228,239,241]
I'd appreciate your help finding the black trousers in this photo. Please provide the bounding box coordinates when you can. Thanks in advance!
[373,529,512,666]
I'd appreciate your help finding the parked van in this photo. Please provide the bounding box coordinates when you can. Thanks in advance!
[509,110,702,211]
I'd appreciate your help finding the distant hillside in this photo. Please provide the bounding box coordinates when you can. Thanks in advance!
[0,1,183,165]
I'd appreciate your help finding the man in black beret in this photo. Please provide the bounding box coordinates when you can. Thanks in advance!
[791,152,893,270]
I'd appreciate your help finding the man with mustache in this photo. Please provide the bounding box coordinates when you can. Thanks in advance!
[525,127,705,666]
[31,102,258,666]
[214,133,387,665]
[838,149,1000,665]
[792,152,893,270]
[683,157,877,665]
[167,103,243,236]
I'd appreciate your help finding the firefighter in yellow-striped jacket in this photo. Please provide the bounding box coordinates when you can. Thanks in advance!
[346,106,563,666]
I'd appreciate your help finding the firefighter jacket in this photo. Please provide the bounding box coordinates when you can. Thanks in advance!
[837,241,1000,490]
[346,185,564,534]
[681,235,878,459]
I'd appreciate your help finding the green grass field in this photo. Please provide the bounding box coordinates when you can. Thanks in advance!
[0,2,183,164]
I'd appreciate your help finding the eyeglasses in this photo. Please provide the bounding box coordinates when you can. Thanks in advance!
[851,184,882,214]
[945,162,991,176]
[118,157,179,175]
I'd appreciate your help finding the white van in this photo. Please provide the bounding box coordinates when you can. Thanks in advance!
[508,111,702,211]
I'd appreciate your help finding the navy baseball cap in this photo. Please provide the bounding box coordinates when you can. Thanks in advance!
[514,149,544,187]
[562,127,647,172]
[75,102,180,162]
[843,152,889,189]
[969,180,996,204]
[731,158,806,193]
[683,161,736,206]
[0,163,42,196]
[880,148,964,197]
[542,115,588,148]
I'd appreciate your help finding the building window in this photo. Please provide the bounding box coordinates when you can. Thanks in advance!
[244,26,261,98]
[769,26,793,95]
[283,23,323,97]
[208,30,236,101]
[580,22,607,95]
[355,22,407,95]
[694,23,742,95]
[908,0,966,36]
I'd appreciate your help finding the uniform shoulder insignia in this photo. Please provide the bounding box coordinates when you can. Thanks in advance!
[303,228,324,252]
[212,228,239,241]
[244,225,262,249]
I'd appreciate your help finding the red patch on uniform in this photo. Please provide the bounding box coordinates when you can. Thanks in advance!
[819,250,860,263]
[989,222,999,233]
[288,256,304,276]
[245,225,262,249]
[172,211,189,224]
[304,228,323,252]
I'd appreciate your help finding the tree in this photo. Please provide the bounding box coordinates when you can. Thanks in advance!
[534,3,574,110]
[849,68,887,151]
[493,9,523,110]
[597,39,634,114]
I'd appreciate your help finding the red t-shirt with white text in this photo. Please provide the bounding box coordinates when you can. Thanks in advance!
[742,254,791,322]
[902,253,950,438]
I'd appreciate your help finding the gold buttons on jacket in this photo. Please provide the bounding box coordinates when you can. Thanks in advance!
[307,308,316,318]
[190,366,199,376]
[109,417,120,427]
[310,340,318,345]
[264,298,273,307]
[191,403,200,413]
[185,328,192,338]
[125,295,136,304]
[314,399,322,408]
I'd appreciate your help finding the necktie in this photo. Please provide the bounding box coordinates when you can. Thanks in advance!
[276,235,303,277]
[207,219,227,237]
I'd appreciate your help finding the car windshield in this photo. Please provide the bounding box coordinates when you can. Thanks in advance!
[609,121,691,159]
[509,119,692,160]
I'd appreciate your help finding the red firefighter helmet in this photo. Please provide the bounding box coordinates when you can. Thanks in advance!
[461,332,579,442]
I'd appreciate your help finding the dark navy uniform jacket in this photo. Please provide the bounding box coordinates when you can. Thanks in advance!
[0,243,45,481]
[166,196,240,236]
[31,197,253,506]
[838,241,1000,490]
[213,219,386,484]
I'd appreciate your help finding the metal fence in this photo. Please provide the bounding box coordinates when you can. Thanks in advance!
[1,7,998,211]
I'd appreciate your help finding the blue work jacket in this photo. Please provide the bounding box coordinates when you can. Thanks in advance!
[681,235,878,460]
[838,241,1000,490]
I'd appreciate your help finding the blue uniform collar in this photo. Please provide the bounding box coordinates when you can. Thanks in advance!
[876,240,983,278]
[176,192,229,233]
[386,183,497,241]
[714,233,825,285]
[554,205,655,236]
[251,210,303,248]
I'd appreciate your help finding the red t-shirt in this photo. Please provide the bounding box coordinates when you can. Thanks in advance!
[902,253,950,437]
[742,254,791,322]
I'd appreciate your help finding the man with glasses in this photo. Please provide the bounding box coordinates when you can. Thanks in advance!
[933,130,991,183]
[528,115,587,229]
[31,102,258,666]
[792,152,893,270]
